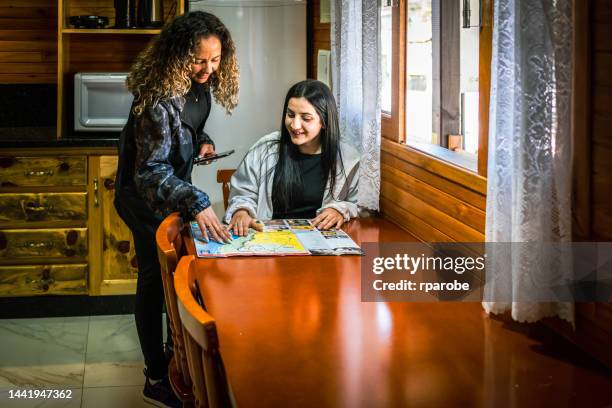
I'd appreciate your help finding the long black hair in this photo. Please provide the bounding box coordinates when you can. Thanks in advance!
[271,79,344,214]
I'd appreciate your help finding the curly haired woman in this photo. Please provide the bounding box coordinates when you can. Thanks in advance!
[114,11,238,407]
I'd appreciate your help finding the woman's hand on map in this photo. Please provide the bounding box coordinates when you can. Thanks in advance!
[312,208,344,230]
[196,207,233,244]
[229,209,264,237]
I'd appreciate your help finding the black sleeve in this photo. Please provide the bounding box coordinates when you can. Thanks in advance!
[133,103,211,218]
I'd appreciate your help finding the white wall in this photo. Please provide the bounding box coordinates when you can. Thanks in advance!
[189,0,307,216]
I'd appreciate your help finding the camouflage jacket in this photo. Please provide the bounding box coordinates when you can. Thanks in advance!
[114,94,213,228]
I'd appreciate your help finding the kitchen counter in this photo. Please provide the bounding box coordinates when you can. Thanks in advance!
[0,128,119,149]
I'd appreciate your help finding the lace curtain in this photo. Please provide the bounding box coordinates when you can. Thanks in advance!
[483,0,574,324]
[330,0,381,211]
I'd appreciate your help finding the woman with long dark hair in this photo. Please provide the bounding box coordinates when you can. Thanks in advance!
[114,11,238,407]
[225,79,359,236]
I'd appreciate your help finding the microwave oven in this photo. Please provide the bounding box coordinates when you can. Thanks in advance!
[74,72,134,132]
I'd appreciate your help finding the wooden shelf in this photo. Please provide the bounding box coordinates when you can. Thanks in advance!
[56,0,185,138]
[62,28,161,34]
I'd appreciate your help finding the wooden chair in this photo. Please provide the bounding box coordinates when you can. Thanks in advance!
[216,169,236,210]
[156,213,193,406]
[175,255,237,408]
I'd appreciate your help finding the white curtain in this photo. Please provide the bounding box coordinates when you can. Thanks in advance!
[483,0,574,324]
[330,0,381,211]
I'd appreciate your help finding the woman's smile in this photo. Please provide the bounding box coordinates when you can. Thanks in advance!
[285,97,323,154]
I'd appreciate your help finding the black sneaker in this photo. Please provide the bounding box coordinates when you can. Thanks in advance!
[142,369,181,408]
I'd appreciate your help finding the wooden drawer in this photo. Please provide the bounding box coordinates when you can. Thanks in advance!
[0,264,87,297]
[0,156,87,187]
[0,228,87,262]
[0,193,87,226]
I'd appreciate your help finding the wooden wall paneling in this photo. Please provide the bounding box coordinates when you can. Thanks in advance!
[550,0,612,370]
[380,197,455,243]
[381,180,484,242]
[591,141,612,240]
[381,151,486,210]
[381,138,487,243]
[0,64,55,75]
[0,29,56,41]
[0,74,56,84]
[0,52,55,63]
[572,0,592,241]
[382,139,487,194]
[0,0,56,7]
[0,40,56,52]
[381,163,485,232]
[0,1,57,84]
[591,82,612,240]
[593,52,612,88]
[593,23,612,52]
[592,85,612,176]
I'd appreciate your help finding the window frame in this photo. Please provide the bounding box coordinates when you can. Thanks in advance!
[381,0,492,178]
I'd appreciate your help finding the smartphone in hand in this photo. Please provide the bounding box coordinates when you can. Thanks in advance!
[193,149,235,165]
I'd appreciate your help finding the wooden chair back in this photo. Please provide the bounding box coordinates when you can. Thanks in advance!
[216,169,236,210]
[175,255,236,408]
[155,212,193,404]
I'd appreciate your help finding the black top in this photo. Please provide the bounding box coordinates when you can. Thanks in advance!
[273,152,325,219]
[181,81,210,135]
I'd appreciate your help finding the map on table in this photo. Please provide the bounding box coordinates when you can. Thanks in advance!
[190,219,363,258]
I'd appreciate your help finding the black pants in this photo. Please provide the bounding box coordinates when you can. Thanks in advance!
[115,198,172,380]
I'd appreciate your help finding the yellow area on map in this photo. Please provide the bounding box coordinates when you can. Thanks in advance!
[248,230,306,251]
[215,230,308,255]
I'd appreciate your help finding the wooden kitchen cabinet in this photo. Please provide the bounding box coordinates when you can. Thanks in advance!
[0,150,89,296]
[0,148,137,297]
[88,155,138,295]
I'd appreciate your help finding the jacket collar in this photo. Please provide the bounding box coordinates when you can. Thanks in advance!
[168,95,186,112]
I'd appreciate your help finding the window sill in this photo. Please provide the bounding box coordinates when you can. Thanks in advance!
[405,141,478,173]
[381,138,487,195]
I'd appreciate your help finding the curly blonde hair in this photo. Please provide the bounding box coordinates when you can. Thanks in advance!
[127,11,239,116]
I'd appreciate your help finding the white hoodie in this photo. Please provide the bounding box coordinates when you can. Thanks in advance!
[223,131,360,223]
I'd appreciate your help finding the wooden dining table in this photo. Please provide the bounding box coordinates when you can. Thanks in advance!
[183,217,612,407]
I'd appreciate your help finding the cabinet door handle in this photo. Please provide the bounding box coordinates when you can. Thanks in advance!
[25,170,54,177]
[93,177,99,207]
[24,204,51,213]
[23,241,55,249]
[26,276,56,291]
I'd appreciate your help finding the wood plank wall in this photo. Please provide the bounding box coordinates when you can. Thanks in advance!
[0,0,57,84]
[592,0,612,242]
[380,141,486,243]
[570,0,612,368]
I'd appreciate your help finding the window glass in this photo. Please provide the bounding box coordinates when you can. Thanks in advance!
[380,0,482,170]
[405,0,433,145]
[460,0,480,155]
